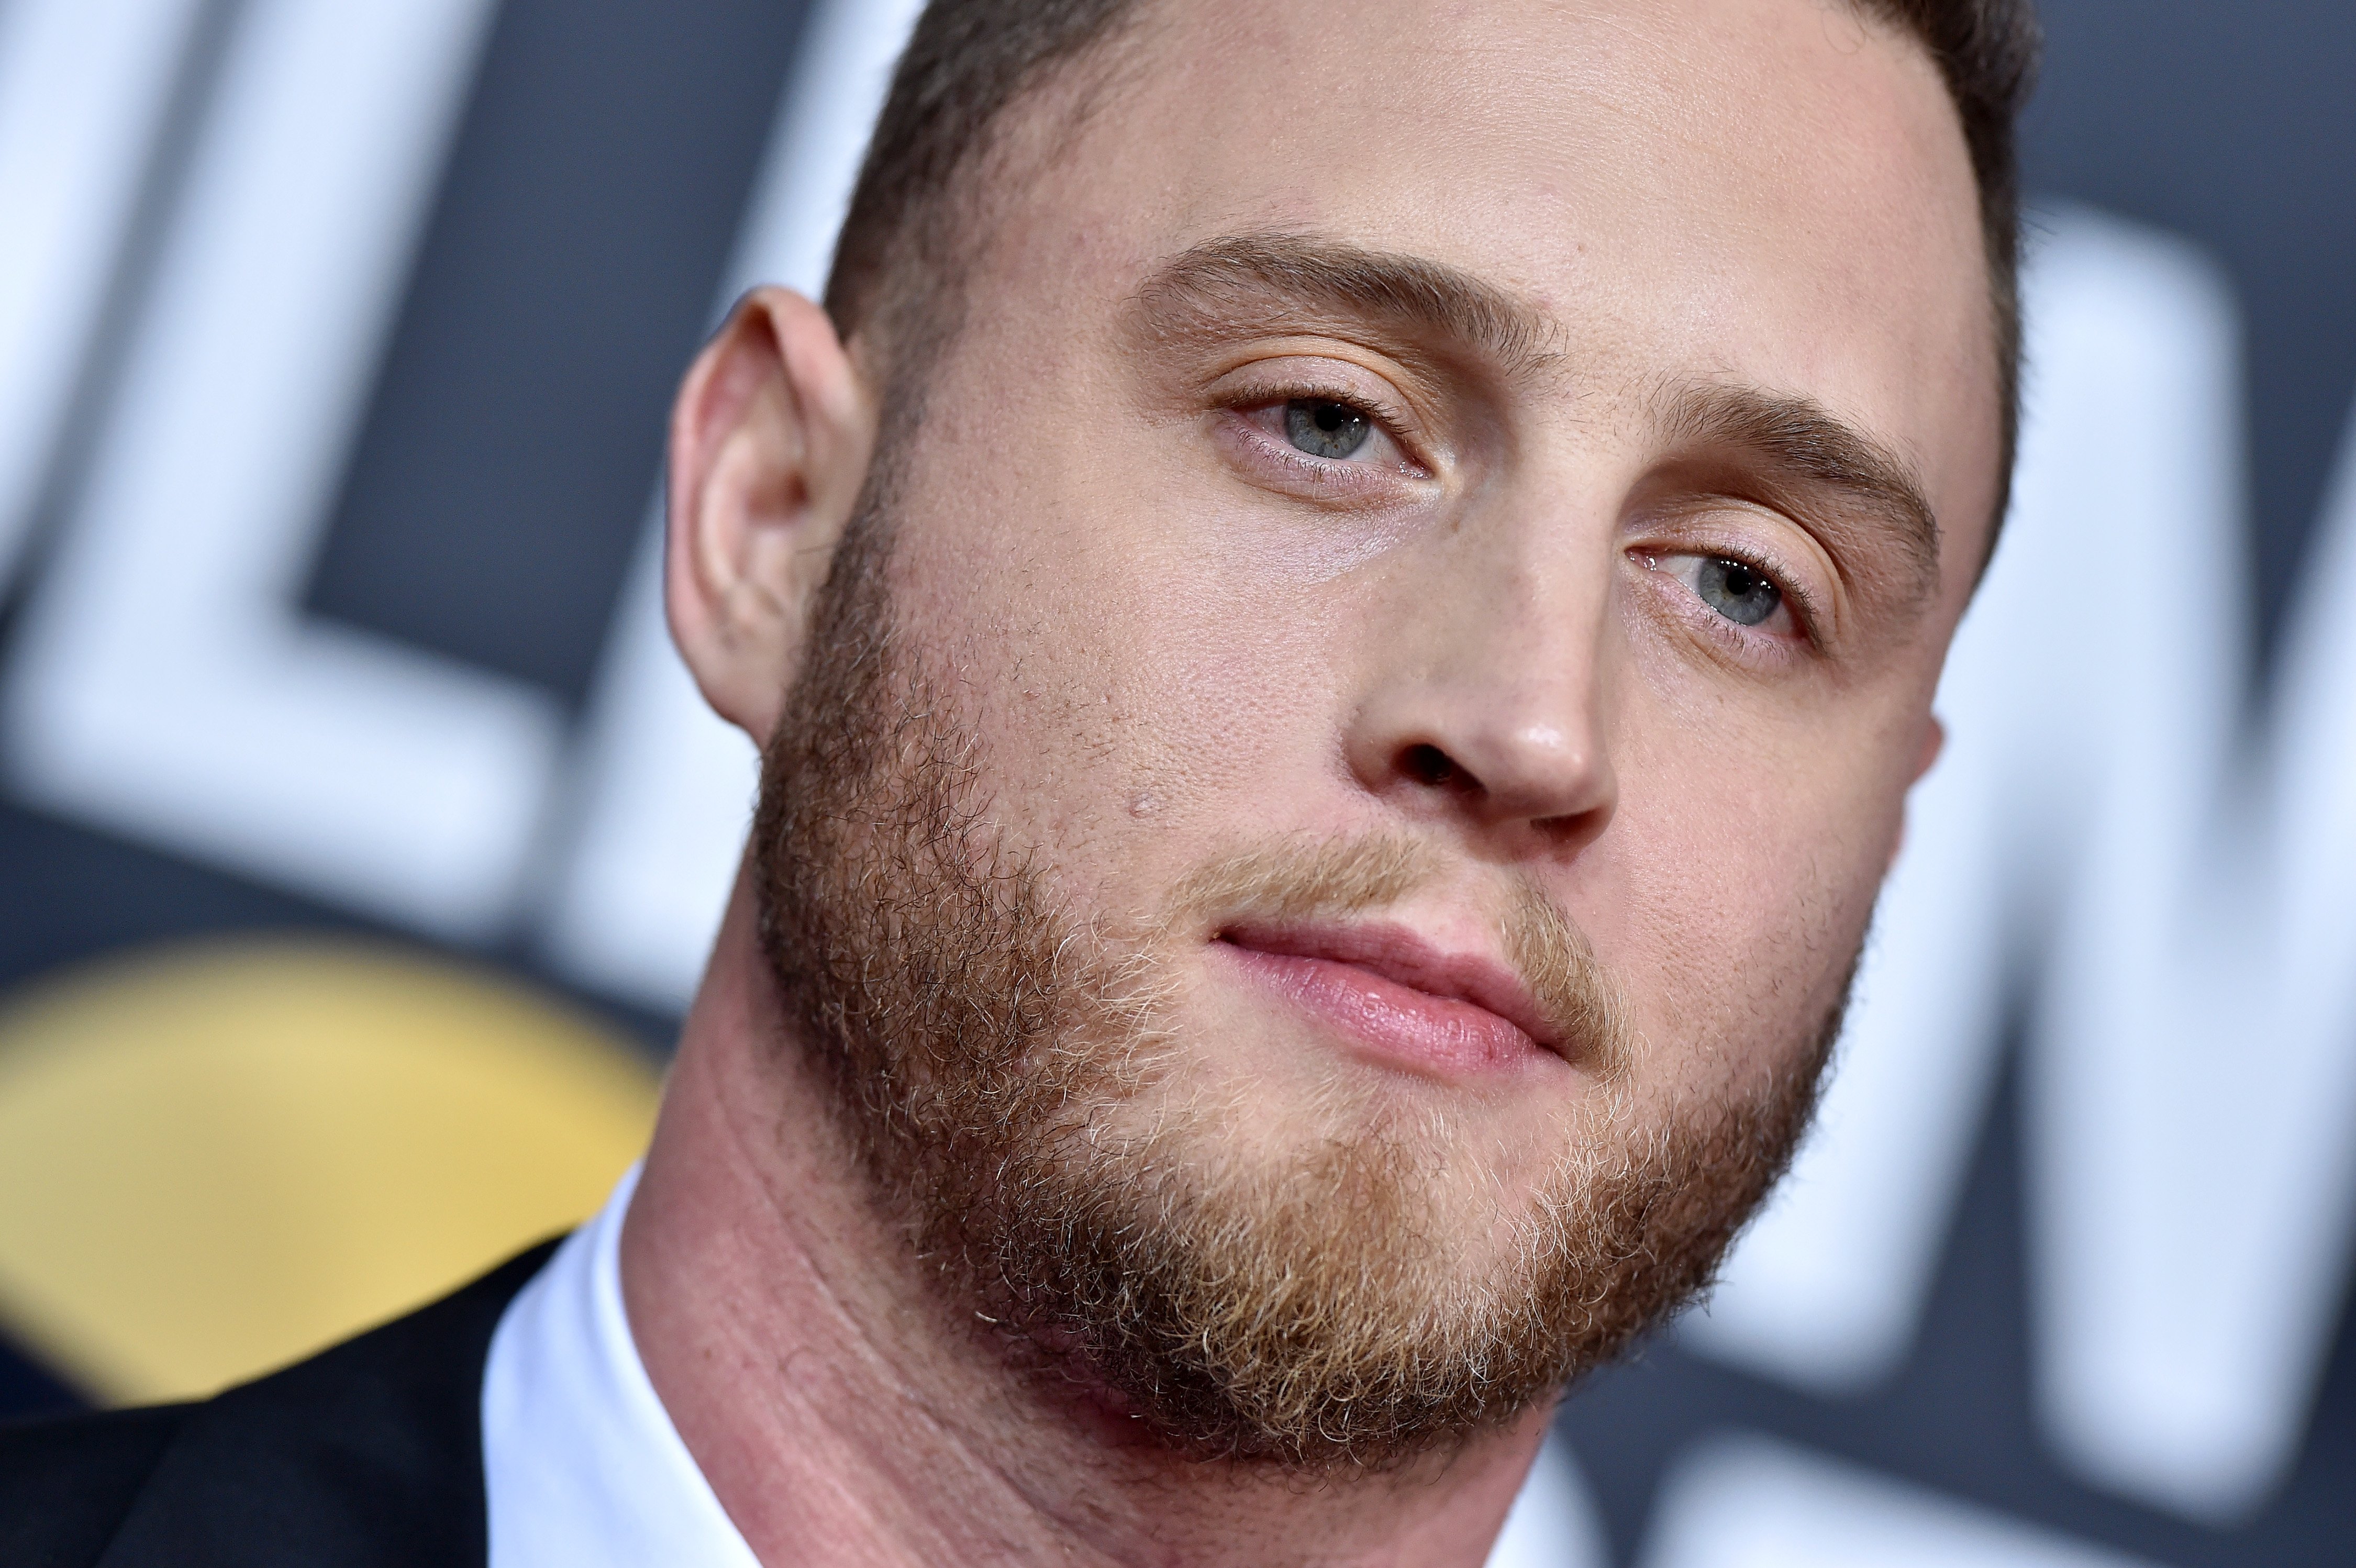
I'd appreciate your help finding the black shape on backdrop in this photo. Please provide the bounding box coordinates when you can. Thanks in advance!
[303,0,814,709]
[2020,0,2356,667]
[0,1336,80,1426]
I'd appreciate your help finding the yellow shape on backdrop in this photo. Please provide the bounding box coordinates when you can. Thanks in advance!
[0,938,661,1406]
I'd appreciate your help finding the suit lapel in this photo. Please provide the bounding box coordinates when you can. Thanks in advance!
[96,1242,558,1568]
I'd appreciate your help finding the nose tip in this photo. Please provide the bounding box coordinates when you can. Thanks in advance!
[1345,525,1620,849]
[1495,720,1612,818]
[1373,711,1616,842]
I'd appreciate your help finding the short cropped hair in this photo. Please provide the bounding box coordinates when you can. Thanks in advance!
[825,0,2040,532]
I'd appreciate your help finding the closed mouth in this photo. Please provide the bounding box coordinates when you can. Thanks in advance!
[1214,919,1562,1064]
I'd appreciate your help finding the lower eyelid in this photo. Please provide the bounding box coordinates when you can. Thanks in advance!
[1229,407,1418,481]
[1219,413,1396,494]
[1637,552,1811,648]
[1227,386,1428,461]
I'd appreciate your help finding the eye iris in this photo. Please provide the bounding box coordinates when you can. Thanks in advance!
[1696,557,1782,627]
[1283,398,1371,459]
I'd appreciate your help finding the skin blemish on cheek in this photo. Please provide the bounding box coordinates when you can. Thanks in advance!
[1128,792,1163,818]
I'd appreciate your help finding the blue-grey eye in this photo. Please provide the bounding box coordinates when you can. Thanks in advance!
[1695,557,1782,626]
[1283,398,1371,460]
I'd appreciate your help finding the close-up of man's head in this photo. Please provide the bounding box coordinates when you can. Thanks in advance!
[15,3,2356,1566]
[661,0,2036,1480]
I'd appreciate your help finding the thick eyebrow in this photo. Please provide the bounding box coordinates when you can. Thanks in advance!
[1660,381,1943,600]
[1124,231,1564,385]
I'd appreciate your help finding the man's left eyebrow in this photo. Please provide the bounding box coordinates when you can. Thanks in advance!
[1661,382,1942,600]
[1123,230,1564,383]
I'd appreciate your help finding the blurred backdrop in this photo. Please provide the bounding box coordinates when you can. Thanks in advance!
[0,2,2351,1563]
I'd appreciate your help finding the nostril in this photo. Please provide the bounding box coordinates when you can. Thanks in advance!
[1401,743,1460,789]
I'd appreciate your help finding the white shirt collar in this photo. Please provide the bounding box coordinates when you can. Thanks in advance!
[481,1164,761,1568]
[479,1167,1595,1567]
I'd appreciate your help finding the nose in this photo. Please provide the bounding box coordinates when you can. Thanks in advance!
[1344,555,1618,849]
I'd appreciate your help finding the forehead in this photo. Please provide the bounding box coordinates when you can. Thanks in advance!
[967,0,2002,570]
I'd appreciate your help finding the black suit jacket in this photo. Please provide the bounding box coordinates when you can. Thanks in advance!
[0,1243,556,1567]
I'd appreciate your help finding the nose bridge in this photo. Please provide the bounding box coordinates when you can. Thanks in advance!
[1349,486,1619,838]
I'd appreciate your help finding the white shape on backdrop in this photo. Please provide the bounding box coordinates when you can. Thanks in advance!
[0,0,559,940]
[541,0,928,1006]
[0,0,207,589]
[1685,207,2234,1387]
[1640,1435,2165,1568]
[2028,362,2356,1512]
[2009,216,2260,1511]
[1484,1434,1611,1568]
[1690,206,2356,1522]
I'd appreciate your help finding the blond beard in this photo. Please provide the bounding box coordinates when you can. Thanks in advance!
[751,511,1841,1466]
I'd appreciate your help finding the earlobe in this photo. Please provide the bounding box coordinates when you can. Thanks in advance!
[664,286,874,742]
[1889,714,1948,873]
[1913,715,1946,784]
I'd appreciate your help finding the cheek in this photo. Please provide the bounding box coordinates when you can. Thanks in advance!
[882,436,1356,916]
[1587,706,1903,1099]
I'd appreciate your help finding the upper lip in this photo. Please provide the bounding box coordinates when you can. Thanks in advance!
[1216,920,1563,1057]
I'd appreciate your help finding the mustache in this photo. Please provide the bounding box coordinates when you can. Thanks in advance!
[1159,835,1636,1080]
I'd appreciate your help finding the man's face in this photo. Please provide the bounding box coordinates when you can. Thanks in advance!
[755,0,1998,1461]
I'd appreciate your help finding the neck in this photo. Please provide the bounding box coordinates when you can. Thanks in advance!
[620,871,1548,1568]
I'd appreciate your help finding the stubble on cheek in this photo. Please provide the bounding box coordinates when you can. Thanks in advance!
[748,505,1857,1466]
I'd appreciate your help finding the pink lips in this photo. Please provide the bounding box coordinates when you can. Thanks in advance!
[1213,921,1559,1077]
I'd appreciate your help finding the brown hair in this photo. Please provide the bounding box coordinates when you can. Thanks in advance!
[825,0,2041,529]
[1861,0,2042,538]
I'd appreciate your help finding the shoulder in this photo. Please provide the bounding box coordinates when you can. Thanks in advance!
[0,1240,557,1568]
[0,1404,191,1568]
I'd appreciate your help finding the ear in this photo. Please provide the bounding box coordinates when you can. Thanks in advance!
[665,286,874,741]
[1912,714,1946,784]
[1888,714,1947,873]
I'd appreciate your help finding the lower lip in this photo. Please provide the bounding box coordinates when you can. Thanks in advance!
[1213,942,1546,1077]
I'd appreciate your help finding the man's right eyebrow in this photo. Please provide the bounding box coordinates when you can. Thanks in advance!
[1662,380,1944,603]
[1124,231,1564,383]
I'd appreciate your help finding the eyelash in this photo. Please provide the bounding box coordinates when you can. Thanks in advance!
[1210,379,1828,654]
[1220,380,1430,480]
[1640,541,1825,653]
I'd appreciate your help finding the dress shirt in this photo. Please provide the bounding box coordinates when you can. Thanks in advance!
[482,1165,760,1568]
[479,1168,1593,1567]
